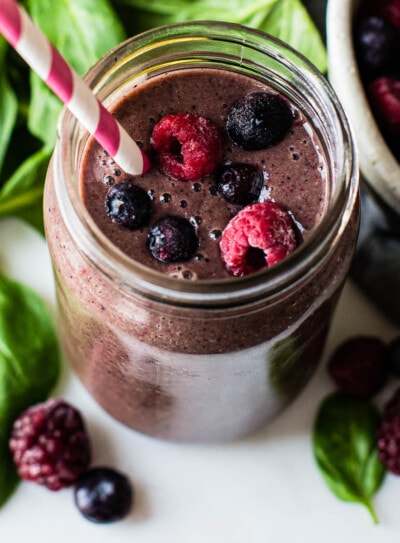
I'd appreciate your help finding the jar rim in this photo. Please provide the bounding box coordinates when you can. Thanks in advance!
[54,21,359,307]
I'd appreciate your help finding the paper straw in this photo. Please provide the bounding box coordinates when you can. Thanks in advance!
[0,0,150,175]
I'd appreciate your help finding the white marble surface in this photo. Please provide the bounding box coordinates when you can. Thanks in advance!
[1,217,400,542]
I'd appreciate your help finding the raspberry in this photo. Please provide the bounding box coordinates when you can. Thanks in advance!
[148,215,199,263]
[219,201,298,276]
[105,181,152,229]
[216,162,264,205]
[9,398,91,491]
[74,467,133,523]
[226,92,293,150]
[151,113,222,181]
[354,17,400,81]
[328,336,388,399]
[377,387,400,474]
[368,76,400,138]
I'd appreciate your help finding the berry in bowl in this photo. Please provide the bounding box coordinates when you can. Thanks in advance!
[327,0,400,216]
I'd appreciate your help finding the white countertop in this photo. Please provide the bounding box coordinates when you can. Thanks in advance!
[1,217,400,542]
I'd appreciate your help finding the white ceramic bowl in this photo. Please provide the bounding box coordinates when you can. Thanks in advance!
[327,0,400,215]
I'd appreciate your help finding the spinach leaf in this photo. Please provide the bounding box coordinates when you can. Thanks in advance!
[0,273,60,507]
[27,0,126,145]
[113,0,327,73]
[0,38,18,176]
[313,392,386,523]
[0,147,52,234]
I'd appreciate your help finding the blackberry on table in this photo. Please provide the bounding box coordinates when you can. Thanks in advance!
[377,387,400,474]
[9,398,91,491]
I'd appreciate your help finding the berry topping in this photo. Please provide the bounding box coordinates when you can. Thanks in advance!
[9,398,91,491]
[151,113,222,181]
[354,17,400,81]
[328,336,388,399]
[148,215,199,263]
[105,181,152,229]
[368,76,400,138]
[219,201,298,276]
[226,92,293,150]
[74,467,133,523]
[377,387,400,474]
[216,162,264,205]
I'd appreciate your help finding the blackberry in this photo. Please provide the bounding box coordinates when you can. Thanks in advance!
[328,336,388,399]
[377,387,400,474]
[216,163,264,205]
[74,467,133,523]
[226,92,293,150]
[354,16,400,81]
[148,216,199,263]
[105,181,152,229]
[9,398,91,491]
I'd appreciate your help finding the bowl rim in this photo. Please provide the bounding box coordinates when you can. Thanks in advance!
[327,0,400,215]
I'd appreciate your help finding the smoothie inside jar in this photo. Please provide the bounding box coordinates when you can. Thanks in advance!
[79,68,329,280]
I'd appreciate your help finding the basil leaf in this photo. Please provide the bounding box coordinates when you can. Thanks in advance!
[114,0,327,72]
[27,0,126,145]
[0,273,60,507]
[313,392,386,523]
[0,38,18,176]
[0,147,52,234]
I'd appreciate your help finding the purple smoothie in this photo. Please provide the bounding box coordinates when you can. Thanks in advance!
[80,69,328,280]
[44,24,359,441]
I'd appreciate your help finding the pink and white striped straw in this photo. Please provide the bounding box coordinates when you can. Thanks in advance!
[0,0,150,176]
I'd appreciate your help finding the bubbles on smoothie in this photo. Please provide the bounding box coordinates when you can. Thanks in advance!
[147,189,155,200]
[190,216,202,227]
[160,193,172,203]
[180,200,188,208]
[210,229,222,240]
[103,175,115,186]
[192,182,202,192]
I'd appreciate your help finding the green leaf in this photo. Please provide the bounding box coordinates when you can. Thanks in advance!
[113,0,327,72]
[0,273,60,507]
[313,392,386,523]
[0,38,18,176]
[27,0,126,144]
[0,147,52,234]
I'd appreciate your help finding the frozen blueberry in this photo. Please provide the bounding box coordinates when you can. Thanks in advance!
[354,16,400,81]
[105,181,152,229]
[216,163,264,205]
[74,467,133,523]
[226,92,293,150]
[148,216,199,263]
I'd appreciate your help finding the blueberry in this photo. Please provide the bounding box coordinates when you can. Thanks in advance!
[148,216,199,263]
[226,92,293,150]
[105,181,152,229]
[216,163,264,205]
[74,467,133,523]
[354,16,400,81]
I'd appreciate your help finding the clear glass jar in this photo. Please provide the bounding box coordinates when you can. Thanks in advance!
[44,22,359,442]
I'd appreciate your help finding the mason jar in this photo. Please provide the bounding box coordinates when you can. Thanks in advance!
[44,22,359,442]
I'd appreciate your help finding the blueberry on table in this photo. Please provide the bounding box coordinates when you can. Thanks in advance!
[148,215,199,263]
[74,467,133,523]
[216,162,264,205]
[105,181,152,229]
[226,92,293,150]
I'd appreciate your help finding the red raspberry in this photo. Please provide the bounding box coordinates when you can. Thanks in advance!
[368,76,400,138]
[377,387,400,474]
[9,398,91,491]
[328,336,388,399]
[151,113,222,181]
[219,201,298,276]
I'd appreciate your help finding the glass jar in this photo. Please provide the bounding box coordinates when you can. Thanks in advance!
[44,22,359,442]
